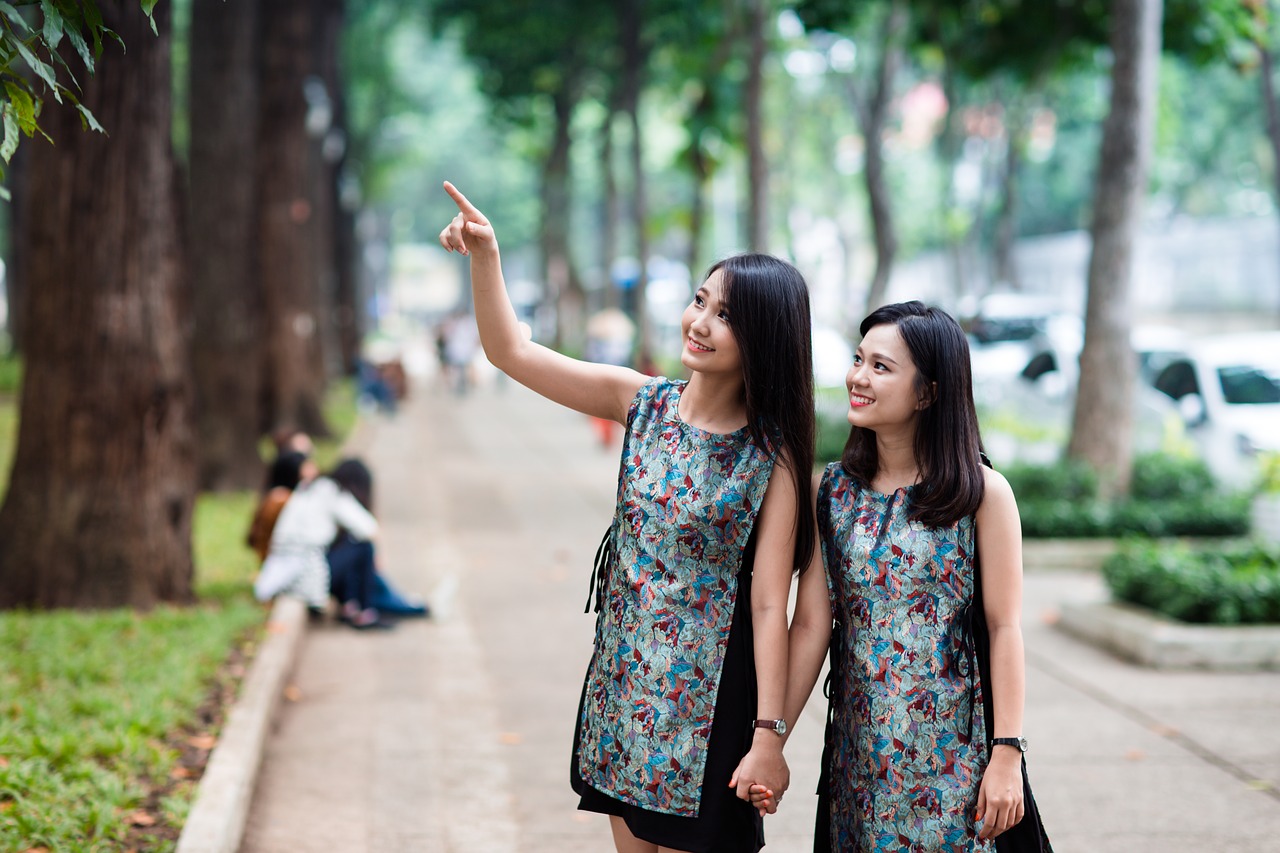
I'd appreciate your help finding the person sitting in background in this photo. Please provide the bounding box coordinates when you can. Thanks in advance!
[328,458,430,617]
[254,453,390,629]
[247,451,306,562]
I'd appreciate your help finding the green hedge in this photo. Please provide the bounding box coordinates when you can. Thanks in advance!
[1005,454,1251,538]
[1103,541,1280,625]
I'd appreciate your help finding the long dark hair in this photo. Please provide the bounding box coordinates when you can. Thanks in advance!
[266,451,307,492]
[330,457,374,512]
[708,253,816,573]
[841,301,985,528]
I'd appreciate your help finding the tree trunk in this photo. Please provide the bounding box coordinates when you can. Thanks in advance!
[1258,43,1280,315]
[0,2,196,609]
[189,0,264,491]
[1067,0,1163,498]
[257,0,330,436]
[850,0,907,316]
[744,0,768,251]
[688,131,711,284]
[992,97,1027,291]
[542,84,585,352]
[3,142,31,354]
[600,104,621,310]
[619,0,651,363]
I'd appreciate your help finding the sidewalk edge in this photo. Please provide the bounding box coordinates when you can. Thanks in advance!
[175,596,307,853]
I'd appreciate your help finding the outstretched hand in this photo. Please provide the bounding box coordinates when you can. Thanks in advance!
[438,181,496,256]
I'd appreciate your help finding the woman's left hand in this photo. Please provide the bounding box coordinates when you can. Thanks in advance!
[729,736,789,817]
[975,748,1025,840]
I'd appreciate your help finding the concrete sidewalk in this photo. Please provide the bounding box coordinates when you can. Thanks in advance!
[236,379,1280,852]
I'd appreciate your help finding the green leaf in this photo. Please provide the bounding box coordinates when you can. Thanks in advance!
[3,80,35,134]
[0,2,31,33]
[40,0,64,50]
[1,103,19,163]
[64,23,92,71]
[13,39,60,100]
[74,101,103,133]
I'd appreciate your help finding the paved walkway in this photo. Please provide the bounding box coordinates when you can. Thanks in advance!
[240,377,1280,852]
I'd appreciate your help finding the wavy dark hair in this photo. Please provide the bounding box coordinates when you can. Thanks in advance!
[707,253,816,572]
[841,301,985,528]
[330,457,374,512]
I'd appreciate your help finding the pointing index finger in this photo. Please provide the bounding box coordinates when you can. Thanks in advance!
[442,181,487,223]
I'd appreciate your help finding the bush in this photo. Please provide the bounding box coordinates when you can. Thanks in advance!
[1010,455,1251,538]
[1103,542,1280,624]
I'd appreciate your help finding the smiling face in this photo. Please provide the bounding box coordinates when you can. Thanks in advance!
[680,269,742,379]
[846,322,927,433]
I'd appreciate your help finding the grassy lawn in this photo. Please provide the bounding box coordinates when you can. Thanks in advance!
[0,376,356,852]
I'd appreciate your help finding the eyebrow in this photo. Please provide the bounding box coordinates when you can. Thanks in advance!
[857,348,899,366]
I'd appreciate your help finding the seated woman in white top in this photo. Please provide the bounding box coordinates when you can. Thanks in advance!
[254,456,385,628]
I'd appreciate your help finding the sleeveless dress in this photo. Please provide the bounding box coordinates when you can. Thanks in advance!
[572,377,773,852]
[816,463,993,853]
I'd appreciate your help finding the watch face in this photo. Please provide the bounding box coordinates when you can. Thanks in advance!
[776,719,788,735]
[1018,737,1028,752]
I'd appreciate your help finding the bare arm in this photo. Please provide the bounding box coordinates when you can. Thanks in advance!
[974,466,1027,839]
[729,455,801,810]
[438,182,647,422]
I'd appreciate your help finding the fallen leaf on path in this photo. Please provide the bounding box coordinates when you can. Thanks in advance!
[1246,779,1275,791]
[267,621,287,634]
[283,684,303,702]
[499,732,523,745]
[170,766,192,780]
[128,811,156,827]
[1149,723,1180,737]
[188,734,217,751]
[1123,748,1146,761]
[1039,608,1060,625]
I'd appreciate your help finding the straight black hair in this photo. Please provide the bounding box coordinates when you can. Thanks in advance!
[331,457,374,512]
[707,253,816,572]
[841,300,986,528]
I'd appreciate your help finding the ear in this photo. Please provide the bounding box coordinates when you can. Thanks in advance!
[916,381,938,410]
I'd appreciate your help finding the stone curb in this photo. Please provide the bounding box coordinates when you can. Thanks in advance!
[1057,600,1280,670]
[174,596,307,853]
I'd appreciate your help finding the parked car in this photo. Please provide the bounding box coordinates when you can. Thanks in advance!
[1149,332,1280,488]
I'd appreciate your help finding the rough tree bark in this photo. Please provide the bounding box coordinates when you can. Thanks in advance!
[189,0,264,491]
[1258,43,1280,315]
[0,1,196,609]
[258,0,330,436]
[1067,0,1163,498]
[600,101,620,309]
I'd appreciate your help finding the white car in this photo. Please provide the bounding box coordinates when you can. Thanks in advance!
[1150,332,1280,488]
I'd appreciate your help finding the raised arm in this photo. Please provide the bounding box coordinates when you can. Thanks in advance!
[438,182,647,422]
[973,466,1027,840]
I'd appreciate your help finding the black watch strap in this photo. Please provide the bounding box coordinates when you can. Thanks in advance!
[990,736,1027,752]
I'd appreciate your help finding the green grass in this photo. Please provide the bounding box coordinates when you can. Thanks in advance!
[0,373,357,851]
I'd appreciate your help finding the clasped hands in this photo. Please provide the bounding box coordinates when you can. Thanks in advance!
[729,735,789,817]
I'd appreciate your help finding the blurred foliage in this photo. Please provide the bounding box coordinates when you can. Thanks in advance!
[1009,453,1251,538]
[0,1,161,195]
[1104,540,1280,624]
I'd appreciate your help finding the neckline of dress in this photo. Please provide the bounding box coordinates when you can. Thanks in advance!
[669,380,749,439]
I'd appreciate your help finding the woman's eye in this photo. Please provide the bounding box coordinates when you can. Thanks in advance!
[694,296,704,307]
[717,311,729,322]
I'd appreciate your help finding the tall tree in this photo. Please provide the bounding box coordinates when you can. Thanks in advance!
[257,0,331,436]
[189,0,264,490]
[797,0,909,315]
[744,0,769,250]
[1066,0,1164,497]
[0,1,196,609]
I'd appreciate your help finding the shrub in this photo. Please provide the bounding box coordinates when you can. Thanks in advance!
[1103,542,1280,625]
[1009,455,1250,538]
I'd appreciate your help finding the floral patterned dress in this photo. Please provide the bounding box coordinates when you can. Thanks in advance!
[817,463,993,853]
[573,377,774,849]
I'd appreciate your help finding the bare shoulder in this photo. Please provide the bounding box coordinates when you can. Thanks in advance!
[977,465,1019,524]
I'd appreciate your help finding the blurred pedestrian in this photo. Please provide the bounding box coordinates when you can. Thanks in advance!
[328,458,430,617]
[755,302,1040,851]
[439,182,816,853]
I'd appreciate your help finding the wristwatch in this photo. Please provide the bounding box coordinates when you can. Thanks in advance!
[753,719,787,736]
[990,736,1028,753]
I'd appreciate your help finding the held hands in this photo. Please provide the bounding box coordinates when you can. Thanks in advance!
[438,181,497,257]
[728,734,789,818]
[975,748,1025,840]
